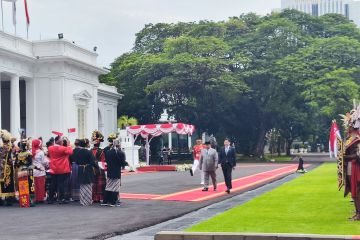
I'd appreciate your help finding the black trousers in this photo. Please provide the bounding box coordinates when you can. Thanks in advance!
[221,163,233,190]
[104,191,118,205]
[297,159,304,171]
[49,173,70,201]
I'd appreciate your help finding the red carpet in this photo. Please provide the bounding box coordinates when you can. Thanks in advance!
[155,164,310,202]
[137,165,177,172]
[121,170,154,176]
[121,164,310,202]
[121,193,161,200]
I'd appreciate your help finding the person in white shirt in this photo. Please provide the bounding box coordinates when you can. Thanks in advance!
[32,139,49,203]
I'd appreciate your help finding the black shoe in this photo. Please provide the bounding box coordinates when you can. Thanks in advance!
[225,189,230,194]
[214,187,217,191]
[202,188,208,192]
[190,169,193,176]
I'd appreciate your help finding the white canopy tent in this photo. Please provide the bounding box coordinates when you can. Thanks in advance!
[126,123,195,165]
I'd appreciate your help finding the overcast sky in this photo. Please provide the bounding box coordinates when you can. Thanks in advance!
[1,0,280,67]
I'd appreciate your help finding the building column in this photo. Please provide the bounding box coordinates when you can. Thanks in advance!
[25,78,35,137]
[10,74,21,138]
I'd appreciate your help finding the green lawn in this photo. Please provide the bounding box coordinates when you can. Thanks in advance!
[265,154,292,162]
[188,163,360,235]
[236,154,292,162]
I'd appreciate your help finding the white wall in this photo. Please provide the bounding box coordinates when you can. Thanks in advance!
[0,31,119,143]
[98,96,118,141]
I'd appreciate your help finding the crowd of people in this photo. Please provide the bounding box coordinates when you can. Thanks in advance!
[0,130,127,207]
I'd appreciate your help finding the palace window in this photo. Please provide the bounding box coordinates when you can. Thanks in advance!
[74,90,92,139]
[78,107,86,139]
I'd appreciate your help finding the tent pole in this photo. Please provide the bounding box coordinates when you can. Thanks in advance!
[188,134,192,150]
[146,137,150,165]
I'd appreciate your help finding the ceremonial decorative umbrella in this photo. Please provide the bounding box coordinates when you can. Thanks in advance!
[126,123,195,165]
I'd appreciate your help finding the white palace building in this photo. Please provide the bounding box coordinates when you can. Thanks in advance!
[0,30,121,140]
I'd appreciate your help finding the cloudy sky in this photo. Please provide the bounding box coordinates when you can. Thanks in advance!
[1,0,280,67]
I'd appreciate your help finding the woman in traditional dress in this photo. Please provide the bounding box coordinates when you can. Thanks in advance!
[90,130,106,203]
[16,139,36,207]
[69,139,81,201]
[0,130,16,206]
[32,139,49,203]
[75,139,98,206]
[103,139,126,207]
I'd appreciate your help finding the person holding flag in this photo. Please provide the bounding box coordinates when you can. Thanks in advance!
[47,135,73,204]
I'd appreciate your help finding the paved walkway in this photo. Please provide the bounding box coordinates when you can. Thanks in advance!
[109,169,315,240]
[0,163,317,240]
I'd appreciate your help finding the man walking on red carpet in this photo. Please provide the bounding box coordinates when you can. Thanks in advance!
[219,138,236,194]
[190,139,205,184]
[199,141,218,191]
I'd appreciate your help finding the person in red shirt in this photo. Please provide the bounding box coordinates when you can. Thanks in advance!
[190,139,205,184]
[47,136,73,204]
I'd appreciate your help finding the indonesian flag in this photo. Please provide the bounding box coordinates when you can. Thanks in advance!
[3,0,17,26]
[51,131,64,137]
[24,0,30,26]
[68,128,76,133]
[329,121,341,158]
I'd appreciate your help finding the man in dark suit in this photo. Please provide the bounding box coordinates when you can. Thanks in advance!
[218,138,236,194]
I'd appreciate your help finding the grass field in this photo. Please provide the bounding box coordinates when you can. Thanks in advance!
[236,154,292,162]
[188,163,360,235]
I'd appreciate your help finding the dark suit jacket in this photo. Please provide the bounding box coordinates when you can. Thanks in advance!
[105,148,126,179]
[218,146,236,167]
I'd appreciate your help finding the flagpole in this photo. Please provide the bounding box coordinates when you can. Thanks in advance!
[13,1,15,36]
[1,0,4,31]
[24,0,29,40]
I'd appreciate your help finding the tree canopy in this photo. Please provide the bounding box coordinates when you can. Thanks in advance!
[101,9,360,156]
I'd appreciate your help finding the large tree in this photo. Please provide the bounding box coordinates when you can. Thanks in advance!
[102,10,360,156]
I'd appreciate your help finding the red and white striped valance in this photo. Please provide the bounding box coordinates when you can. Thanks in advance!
[127,123,195,138]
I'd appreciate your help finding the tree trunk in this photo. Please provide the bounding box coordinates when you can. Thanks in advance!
[254,122,267,157]
[277,139,281,157]
[286,138,293,156]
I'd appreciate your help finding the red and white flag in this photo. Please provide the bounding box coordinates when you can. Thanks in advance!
[68,128,76,133]
[51,131,64,137]
[24,0,30,27]
[329,121,341,158]
[24,0,29,26]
